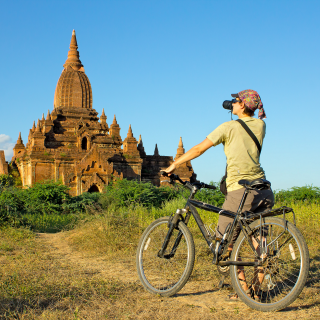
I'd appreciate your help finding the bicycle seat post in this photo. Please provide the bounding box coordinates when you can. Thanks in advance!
[236,187,250,214]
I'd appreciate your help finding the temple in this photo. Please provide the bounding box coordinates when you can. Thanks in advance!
[3,30,196,196]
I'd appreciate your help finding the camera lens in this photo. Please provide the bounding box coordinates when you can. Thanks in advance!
[222,100,233,110]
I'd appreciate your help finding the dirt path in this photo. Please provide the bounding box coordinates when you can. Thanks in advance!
[37,232,320,319]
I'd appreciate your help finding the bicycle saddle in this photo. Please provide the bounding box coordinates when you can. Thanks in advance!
[238,179,271,190]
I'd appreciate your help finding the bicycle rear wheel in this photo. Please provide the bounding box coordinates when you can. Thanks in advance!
[136,216,195,296]
[230,217,309,312]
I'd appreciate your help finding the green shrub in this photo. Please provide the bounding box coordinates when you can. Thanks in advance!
[100,179,180,208]
[0,187,24,223]
[22,180,70,215]
[274,185,320,204]
[63,192,101,214]
[0,174,15,190]
[194,181,225,207]
[8,163,22,186]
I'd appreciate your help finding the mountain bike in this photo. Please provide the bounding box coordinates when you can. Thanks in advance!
[136,173,310,312]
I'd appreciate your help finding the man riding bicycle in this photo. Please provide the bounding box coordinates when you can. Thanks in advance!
[163,89,274,301]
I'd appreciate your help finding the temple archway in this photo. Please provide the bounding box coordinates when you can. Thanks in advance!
[88,184,100,193]
[82,137,88,150]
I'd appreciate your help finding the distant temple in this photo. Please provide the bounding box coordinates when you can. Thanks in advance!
[0,30,196,196]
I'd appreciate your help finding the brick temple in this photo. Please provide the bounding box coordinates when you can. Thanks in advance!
[0,30,196,196]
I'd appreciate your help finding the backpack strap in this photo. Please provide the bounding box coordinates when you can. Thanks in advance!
[236,119,262,154]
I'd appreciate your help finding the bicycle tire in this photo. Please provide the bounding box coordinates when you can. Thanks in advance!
[136,216,195,296]
[230,217,309,312]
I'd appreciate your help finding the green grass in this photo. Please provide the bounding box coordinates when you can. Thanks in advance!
[64,198,319,259]
[0,226,139,319]
[0,199,319,319]
[20,213,87,233]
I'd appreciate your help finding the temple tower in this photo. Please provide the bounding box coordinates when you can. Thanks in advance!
[123,125,139,156]
[174,137,185,160]
[137,135,146,157]
[13,132,26,158]
[54,30,92,110]
[109,115,122,147]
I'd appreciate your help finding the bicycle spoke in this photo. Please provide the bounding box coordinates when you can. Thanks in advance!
[231,218,307,309]
[139,219,192,293]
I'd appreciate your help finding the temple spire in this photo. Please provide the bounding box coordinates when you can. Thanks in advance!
[13,132,25,157]
[35,119,41,132]
[175,136,185,160]
[46,110,51,120]
[137,135,146,157]
[112,114,118,125]
[63,29,83,71]
[100,108,107,124]
[154,144,159,156]
[41,113,45,121]
[32,121,36,132]
[127,124,133,138]
[178,137,183,148]
[17,132,23,145]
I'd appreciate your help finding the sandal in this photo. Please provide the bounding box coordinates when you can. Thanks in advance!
[225,292,241,302]
[225,287,251,302]
[252,289,264,301]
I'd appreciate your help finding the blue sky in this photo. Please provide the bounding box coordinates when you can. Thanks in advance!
[0,0,319,190]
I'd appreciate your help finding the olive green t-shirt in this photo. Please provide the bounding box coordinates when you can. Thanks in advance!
[207,117,266,192]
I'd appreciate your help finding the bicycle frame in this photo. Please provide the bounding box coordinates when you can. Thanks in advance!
[158,183,262,267]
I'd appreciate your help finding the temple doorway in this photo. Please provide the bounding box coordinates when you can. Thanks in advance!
[88,184,99,193]
[82,137,88,150]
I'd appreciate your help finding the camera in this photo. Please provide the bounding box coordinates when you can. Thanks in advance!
[222,99,238,110]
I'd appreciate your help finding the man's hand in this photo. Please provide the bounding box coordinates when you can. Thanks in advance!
[163,163,176,175]
[162,138,214,176]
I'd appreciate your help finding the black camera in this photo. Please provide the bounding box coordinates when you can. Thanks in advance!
[222,99,237,110]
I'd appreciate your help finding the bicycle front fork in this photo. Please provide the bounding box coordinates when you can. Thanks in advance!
[157,209,187,259]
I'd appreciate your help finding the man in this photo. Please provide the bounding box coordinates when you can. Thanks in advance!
[163,89,274,300]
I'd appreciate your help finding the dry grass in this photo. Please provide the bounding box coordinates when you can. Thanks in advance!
[0,200,319,319]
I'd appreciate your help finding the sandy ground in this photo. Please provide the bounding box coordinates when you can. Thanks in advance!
[36,232,320,320]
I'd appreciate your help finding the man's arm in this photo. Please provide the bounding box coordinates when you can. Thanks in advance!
[163,138,214,174]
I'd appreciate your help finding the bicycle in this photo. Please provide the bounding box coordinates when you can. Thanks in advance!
[136,173,310,312]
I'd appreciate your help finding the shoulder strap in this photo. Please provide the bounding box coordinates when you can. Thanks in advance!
[236,119,262,154]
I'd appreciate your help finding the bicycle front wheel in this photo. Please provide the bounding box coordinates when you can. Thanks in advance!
[136,216,195,296]
[230,217,309,312]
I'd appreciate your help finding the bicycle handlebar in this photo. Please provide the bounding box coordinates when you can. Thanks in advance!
[201,183,216,190]
[160,171,216,191]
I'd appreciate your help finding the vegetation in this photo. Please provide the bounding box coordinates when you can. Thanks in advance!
[0,174,15,190]
[100,178,180,208]
[0,174,319,232]
[0,175,319,318]
[274,185,320,204]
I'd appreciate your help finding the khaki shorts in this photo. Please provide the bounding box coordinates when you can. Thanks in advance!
[216,188,274,241]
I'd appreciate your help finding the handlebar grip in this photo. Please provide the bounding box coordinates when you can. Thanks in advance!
[160,171,169,177]
[204,184,216,190]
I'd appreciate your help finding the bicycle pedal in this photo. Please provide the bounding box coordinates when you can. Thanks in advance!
[218,276,225,288]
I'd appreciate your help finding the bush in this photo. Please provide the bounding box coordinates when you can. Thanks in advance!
[63,192,101,214]
[100,179,180,209]
[0,187,24,222]
[194,181,225,207]
[22,180,71,215]
[8,163,22,186]
[274,186,320,204]
[0,174,15,190]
